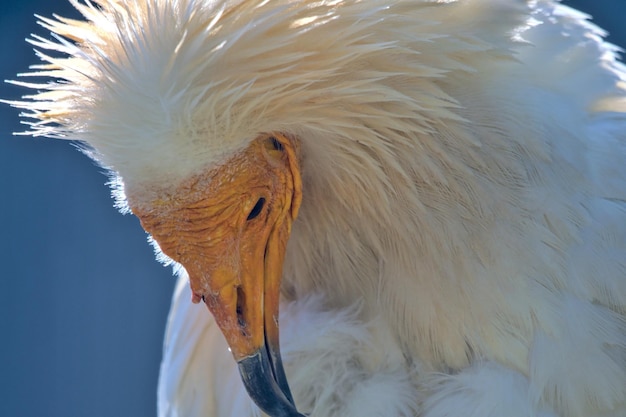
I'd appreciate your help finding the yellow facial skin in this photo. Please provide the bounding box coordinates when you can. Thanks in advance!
[133,133,302,363]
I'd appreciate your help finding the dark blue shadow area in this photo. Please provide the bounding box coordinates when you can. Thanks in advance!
[0,1,623,417]
[0,2,175,417]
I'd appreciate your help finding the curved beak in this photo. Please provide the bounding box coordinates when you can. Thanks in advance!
[238,347,302,417]
[235,208,303,417]
[196,201,303,417]
[136,134,304,417]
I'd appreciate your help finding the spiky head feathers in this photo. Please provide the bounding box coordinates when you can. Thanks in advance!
[10,0,529,203]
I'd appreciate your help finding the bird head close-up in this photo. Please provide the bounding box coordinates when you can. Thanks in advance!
[5,0,626,416]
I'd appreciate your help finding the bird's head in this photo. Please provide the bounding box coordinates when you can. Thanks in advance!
[7,0,515,414]
[13,1,330,413]
[132,132,304,415]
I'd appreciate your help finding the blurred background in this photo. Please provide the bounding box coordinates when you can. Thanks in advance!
[0,2,175,417]
[0,1,624,417]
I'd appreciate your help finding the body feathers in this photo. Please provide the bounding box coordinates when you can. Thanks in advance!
[8,0,626,416]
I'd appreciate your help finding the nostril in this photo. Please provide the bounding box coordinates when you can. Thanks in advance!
[247,197,265,221]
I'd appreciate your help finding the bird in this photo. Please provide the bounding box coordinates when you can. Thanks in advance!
[6,0,626,416]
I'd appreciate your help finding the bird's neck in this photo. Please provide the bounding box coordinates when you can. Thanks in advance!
[280,110,572,372]
[280,133,484,369]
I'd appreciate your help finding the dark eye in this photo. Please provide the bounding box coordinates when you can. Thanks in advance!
[270,137,284,151]
[247,198,265,221]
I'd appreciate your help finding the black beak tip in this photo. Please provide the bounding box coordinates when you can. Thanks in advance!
[237,349,306,417]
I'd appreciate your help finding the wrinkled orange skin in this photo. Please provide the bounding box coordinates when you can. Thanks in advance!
[132,134,301,360]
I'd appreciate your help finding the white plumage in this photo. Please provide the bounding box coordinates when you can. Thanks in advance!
[7,0,626,416]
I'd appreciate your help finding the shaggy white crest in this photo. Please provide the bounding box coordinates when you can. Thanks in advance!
[8,0,626,416]
[11,0,532,193]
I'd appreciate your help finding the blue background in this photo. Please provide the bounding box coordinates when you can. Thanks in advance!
[0,1,624,416]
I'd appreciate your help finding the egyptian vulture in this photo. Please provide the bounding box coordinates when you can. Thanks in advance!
[7,0,626,416]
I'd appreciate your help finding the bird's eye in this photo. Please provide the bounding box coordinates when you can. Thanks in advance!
[247,197,265,221]
[270,136,284,152]
[263,135,285,157]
